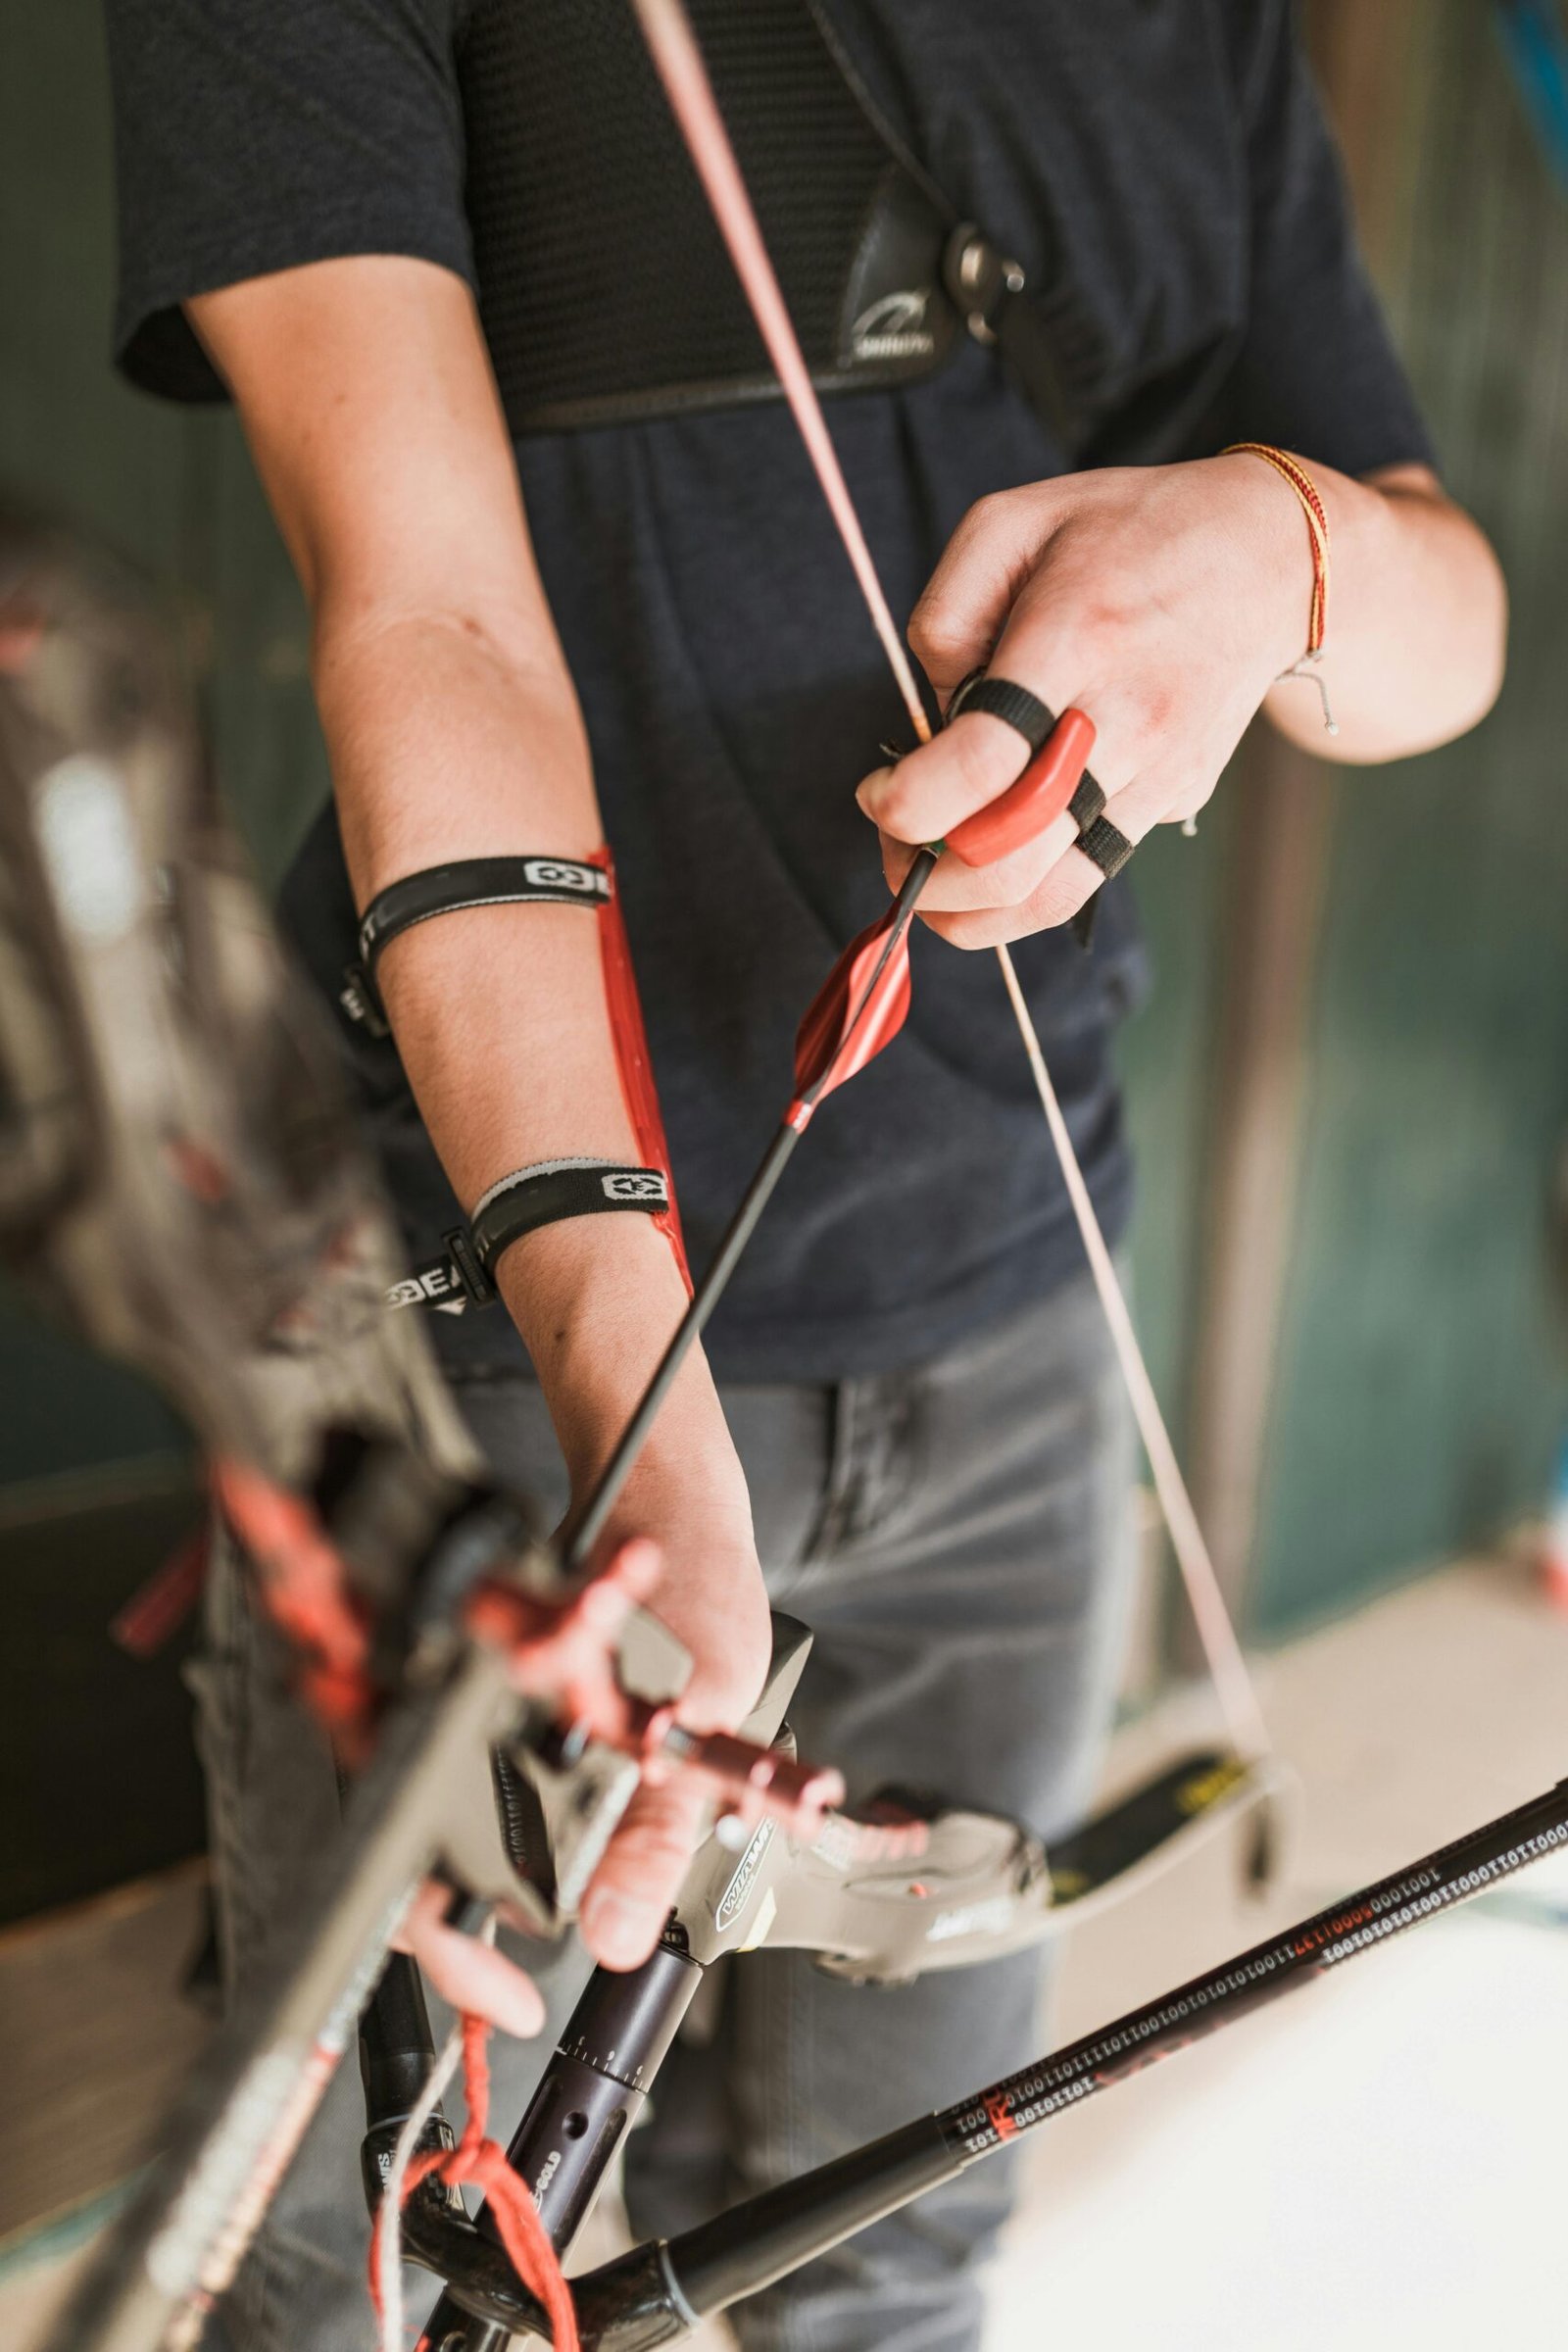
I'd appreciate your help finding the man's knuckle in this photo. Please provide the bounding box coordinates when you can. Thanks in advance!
[1050,858,1101,925]
[617,1826,689,1888]
[908,596,963,667]
[1124,678,1178,751]
[966,489,1011,533]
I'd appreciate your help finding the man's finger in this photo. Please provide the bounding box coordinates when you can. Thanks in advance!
[858,637,1129,855]
[906,485,1061,692]
[578,1773,709,1969]
[878,808,1081,912]
[917,763,1200,947]
[396,1881,546,2037]
[858,708,1078,849]
[920,848,1105,948]
[946,706,1098,866]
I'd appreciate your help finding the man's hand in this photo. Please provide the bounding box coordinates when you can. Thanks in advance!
[569,1445,771,1971]
[394,1302,769,2035]
[857,452,1505,946]
[502,1212,774,1977]
[395,1405,768,2031]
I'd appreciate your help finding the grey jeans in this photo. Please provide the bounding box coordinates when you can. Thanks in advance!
[197,1269,1135,2352]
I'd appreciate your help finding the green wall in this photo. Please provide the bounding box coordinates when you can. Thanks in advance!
[1,2,1563,1638]
[1247,2,1568,1632]
[0,0,326,1490]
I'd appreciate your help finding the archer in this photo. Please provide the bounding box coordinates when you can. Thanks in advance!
[102,4,1502,2347]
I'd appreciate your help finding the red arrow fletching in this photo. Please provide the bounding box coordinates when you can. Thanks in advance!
[789,905,914,1126]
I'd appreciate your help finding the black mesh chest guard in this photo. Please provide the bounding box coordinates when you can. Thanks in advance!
[456,0,961,434]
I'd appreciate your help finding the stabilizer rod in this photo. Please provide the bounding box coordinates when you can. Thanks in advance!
[409,1773,1568,2347]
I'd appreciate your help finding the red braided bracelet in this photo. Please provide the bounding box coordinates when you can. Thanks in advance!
[1224,440,1339,734]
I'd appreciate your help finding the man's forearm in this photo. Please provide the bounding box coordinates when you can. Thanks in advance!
[314,596,767,1743]
[1254,458,1507,762]
[183,256,770,1920]
[314,599,705,1474]
[189,257,707,1430]
[317,600,609,1190]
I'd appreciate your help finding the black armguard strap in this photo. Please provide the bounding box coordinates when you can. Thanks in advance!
[341,857,612,1036]
[471,1158,672,1283]
[384,1158,672,1318]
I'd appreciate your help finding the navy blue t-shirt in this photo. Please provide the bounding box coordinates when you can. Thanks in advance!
[105,0,1434,1381]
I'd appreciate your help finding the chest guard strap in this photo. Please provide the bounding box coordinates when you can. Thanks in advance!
[456,0,1071,442]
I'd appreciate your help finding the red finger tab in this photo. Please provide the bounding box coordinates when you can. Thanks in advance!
[946,707,1097,867]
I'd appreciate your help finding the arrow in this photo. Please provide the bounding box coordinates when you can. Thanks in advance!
[564,699,1097,1568]
[564,4,1121,1587]
[565,845,937,1569]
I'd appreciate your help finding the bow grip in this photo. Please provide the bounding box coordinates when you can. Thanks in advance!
[945,707,1098,867]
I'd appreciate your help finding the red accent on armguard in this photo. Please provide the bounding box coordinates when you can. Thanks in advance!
[945,707,1098,867]
[591,849,693,1293]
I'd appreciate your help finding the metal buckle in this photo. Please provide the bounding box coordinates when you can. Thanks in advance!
[944,222,1026,348]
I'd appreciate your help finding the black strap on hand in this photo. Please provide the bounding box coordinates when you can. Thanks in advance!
[946,670,1054,751]
[342,856,611,1035]
[1075,812,1133,878]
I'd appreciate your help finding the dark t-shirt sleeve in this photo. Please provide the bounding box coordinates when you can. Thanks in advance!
[1216,0,1436,477]
[104,0,473,401]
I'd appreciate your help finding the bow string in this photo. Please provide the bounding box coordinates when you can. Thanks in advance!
[621,0,1270,1767]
